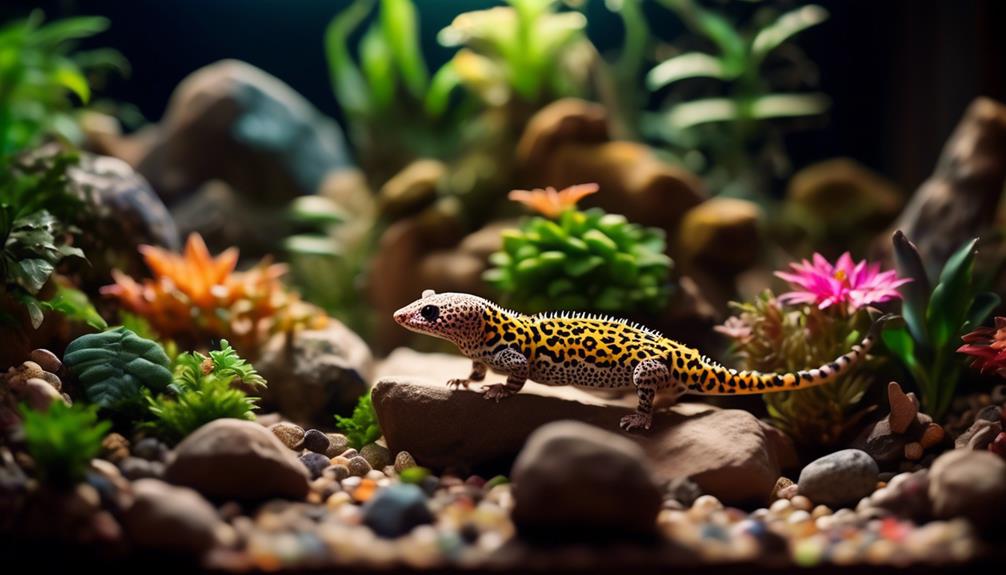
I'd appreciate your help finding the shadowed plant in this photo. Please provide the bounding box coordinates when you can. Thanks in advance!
[20,401,110,486]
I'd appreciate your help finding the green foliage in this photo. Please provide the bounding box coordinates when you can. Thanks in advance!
[40,283,107,330]
[0,11,127,158]
[20,401,110,486]
[882,231,1000,419]
[145,340,266,442]
[63,327,173,413]
[398,466,430,484]
[484,208,673,314]
[0,150,86,328]
[335,392,381,450]
[646,0,829,197]
[721,291,876,446]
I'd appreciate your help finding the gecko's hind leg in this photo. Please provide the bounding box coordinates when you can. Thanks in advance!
[448,361,487,389]
[620,358,671,433]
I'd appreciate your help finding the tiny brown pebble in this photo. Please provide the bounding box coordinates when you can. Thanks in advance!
[325,464,350,481]
[770,476,795,500]
[325,433,350,458]
[29,349,61,373]
[904,442,923,460]
[19,361,44,381]
[888,382,918,434]
[394,451,417,473]
[778,484,799,500]
[341,448,359,459]
[347,456,371,477]
[329,455,350,467]
[919,423,945,448]
[39,370,61,391]
[790,495,812,511]
[360,443,391,469]
[268,422,305,450]
[101,433,130,463]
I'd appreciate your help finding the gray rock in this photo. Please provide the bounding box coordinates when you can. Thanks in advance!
[122,479,224,555]
[325,433,350,458]
[360,443,391,470]
[165,419,309,500]
[929,449,1006,528]
[362,483,433,538]
[798,449,879,507]
[299,452,330,479]
[511,421,661,538]
[132,437,169,462]
[119,457,165,480]
[347,456,372,477]
[302,429,330,454]
[256,323,373,428]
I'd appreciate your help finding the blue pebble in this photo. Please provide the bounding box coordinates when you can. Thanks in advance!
[299,452,330,479]
[363,484,434,538]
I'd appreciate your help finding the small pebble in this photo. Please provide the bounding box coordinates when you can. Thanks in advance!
[269,422,305,450]
[325,464,351,482]
[330,456,350,467]
[29,349,61,373]
[360,443,391,469]
[132,437,168,462]
[811,505,832,519]
[920,423,945,449]
[905,442,924,461]
[299,452,330,479]
[341,448,359,459]
[347,456,372,477]
[325,434,350,458]
[394,451,417,473]
[326,491,352,510]
[101,433,130,463]
[303,429,331,454]
[790,495,812,511]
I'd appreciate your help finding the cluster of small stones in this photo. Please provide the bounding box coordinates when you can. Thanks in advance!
[0,349,70,425]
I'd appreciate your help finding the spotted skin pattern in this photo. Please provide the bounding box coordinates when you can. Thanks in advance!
[394,291,893,433]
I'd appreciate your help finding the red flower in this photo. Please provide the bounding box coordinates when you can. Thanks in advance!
[958,317,1006,378]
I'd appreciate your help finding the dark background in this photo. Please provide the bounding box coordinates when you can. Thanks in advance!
[5,0,1004,194]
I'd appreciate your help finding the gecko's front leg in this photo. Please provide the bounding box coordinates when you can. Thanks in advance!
[481,348,527,402]
[447,360,487,390]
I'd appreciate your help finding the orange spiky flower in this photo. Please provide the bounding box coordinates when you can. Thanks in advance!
[102,234,326,357]
[508,183,599,218]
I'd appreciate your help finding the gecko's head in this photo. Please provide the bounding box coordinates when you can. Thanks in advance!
[393,290,488,344]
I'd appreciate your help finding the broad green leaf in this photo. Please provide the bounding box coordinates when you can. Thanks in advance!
[30,15,108,47]
[380,0,429,99]
[927,238,977,351]
[881,326,916,369]
[646,52,729,90]
[14,257,54,293]
[41,285,107,330]
[751,5,829,63]
[324,0,374,116]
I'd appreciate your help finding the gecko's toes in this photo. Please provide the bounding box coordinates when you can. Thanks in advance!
[446,378,471,390]
[481,383,513,402]
[619,413,652,433]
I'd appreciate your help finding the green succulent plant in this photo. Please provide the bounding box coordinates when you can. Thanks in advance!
[882,231,1000,420]
[63,327,173,413]
[145,340,266,443]
[484,186,673,314]
[0,11,127,158]
[719,291,876,446]
[20,401,111,486]
[335,392,381,450]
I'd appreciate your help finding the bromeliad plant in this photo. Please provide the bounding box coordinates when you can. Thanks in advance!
[102,233,327,357]
[959,317,1006,379]
[646,0,829,198]
[484,184,673,314]
[718,252,908,445]
[145,340,266,443]
[883,231,1000,420]
[20,401,111,486]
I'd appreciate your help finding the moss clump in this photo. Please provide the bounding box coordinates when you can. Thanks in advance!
[335,393,381,450]
[21,401,111,486]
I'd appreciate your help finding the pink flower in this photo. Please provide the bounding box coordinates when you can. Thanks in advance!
[774,252,910,312]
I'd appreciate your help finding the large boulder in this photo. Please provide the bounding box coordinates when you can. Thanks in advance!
[122,479,226,555]
[164,419,309,500]
[512,421,661,538]
[373,350,795,504]
[255,323,374,427]
[928,449,1006,529]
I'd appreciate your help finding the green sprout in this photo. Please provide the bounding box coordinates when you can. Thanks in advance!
[20,401,111,486]
[335,392,381,450]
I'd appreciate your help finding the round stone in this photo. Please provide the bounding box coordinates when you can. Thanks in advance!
[299,452,331,479]
[797,449,878,507]
[362,484,433,538]
[325,434,351,458]
[303,429,331,454]
[394,451,417,473]
[269,422,305,451]
[347,456,372,477]
[360,443,391,470]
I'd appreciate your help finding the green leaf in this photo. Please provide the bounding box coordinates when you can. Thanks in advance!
[646,52,729,90]
[658,0,746,74]
[13,258,54,294]
[927,238,977,351]
[53,60,90,103]
[360,24,397,110]
[325,0,375,117]
[335,392,382,449]
[749,93,830,120]
[424,61,462,118]
[63,327,173,412]
[891,230,930,343]
[21,402,110,486]
[582,229,618,257]
[751,5,829,63]
[41,284,107,330]
[380,0,429,99]
[964,291,1001,332]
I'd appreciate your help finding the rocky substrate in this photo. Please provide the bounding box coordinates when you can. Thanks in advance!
[2,350,1004,570]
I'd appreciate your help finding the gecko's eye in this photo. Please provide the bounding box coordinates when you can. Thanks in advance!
[420,304,440,322]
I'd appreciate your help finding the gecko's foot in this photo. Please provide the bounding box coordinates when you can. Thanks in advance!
[446,378,471,390]
[481,383,515,402]
[619,412,653,433]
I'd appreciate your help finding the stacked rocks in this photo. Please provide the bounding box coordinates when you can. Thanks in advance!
[853,382,949,472]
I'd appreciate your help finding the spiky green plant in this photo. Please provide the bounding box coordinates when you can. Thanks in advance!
[718,291,876,446]
[882,232,1000,419]
[20,401,110,486]
[484,185,673,314]
[145,340,266,442]
[335,392,381,450]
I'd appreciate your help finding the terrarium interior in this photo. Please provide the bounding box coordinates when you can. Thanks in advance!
[2,0,1006,571]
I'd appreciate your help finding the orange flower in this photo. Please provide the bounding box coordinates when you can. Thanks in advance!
[102,233,326,356]
[508,183,599,218]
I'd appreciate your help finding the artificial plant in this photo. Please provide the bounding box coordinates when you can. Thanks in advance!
[646,0,829,198]
[145,340,266,443]
[102,233,327,357]
[335,392,381,450]
[20,401,110,486]
[484,184,673,314]
[0,11,126,158]
[883,231,1000,419]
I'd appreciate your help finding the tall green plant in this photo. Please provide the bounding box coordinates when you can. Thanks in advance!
[646,0,829,198]
[882,231,1000,419]
[0,11,126,158]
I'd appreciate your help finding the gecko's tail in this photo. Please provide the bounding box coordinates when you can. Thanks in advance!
[698,313,898,396]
